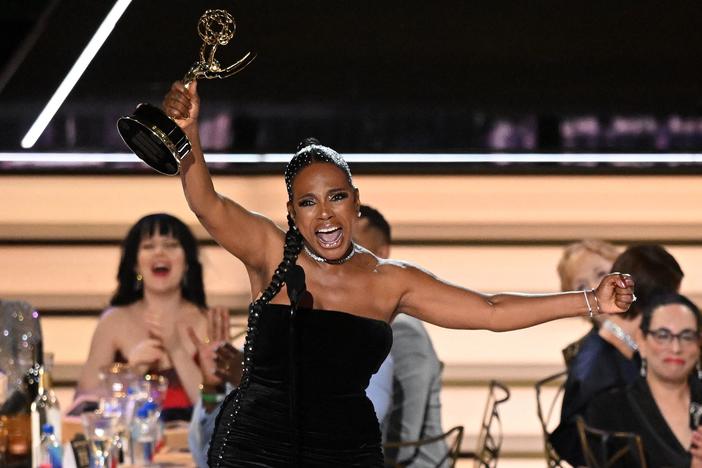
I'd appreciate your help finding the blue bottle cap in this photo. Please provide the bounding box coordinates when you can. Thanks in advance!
[42,423,54,435]
[136,406,148,418]
[137,401,157,418]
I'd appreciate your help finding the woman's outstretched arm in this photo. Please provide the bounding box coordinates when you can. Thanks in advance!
[163,81,281,270]
[394,263,634,330]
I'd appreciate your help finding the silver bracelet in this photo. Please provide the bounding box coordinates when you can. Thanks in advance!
[590,288,600,315]
[583,290,593,318]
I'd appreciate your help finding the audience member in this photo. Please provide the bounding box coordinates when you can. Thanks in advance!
[187,307,241,468]
[76,213,214,421]
[356,205,448,467]
[557,240,621,293]
[587,292,702,467]
[551,243,683,465]
[557,240,621,363]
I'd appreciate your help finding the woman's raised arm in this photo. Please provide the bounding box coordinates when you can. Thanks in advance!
[394,263,635,330]
[163,81,280,269]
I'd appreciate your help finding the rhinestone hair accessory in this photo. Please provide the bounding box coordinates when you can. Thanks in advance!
[284,140,353,199]
[303,242,357,265]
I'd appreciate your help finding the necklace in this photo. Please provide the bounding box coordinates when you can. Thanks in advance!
[603,319,639,351]
[303,242,356,265]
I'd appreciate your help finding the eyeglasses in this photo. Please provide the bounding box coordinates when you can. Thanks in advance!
[646,328,700,347]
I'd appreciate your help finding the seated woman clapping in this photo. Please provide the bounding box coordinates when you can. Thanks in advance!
[587,292,702,467]
[76,213,213,421]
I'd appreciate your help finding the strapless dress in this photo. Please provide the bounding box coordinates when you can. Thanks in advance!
[208,303,393,467]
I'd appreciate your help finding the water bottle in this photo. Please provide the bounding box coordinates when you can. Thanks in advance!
[38,423,62,468]
[31,362,62,466]
[130,403,156,466]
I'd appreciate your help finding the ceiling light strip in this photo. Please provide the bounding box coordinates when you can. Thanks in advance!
[20,0,133,149]
[1,152,701,164]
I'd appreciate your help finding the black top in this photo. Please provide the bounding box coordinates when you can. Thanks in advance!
[587,377,702,468]
[550,328,640,466]
[209,303,393,467]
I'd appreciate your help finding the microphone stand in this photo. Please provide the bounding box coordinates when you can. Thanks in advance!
[286,266,306,468]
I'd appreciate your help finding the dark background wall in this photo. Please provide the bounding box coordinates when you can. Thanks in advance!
[1,0,701,152]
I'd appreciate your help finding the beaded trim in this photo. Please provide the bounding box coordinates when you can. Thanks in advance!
[303,242,356,264]
[284,143,353,198]
[210,301,260,466]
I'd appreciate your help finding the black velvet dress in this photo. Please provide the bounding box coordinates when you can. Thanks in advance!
[586,376,702,468]
[208,303,393,467]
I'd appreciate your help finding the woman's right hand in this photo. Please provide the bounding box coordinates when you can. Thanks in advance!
[126,338,164,367]
[691,426,702,464]
[188,306,231,386]
[162,80,200,131]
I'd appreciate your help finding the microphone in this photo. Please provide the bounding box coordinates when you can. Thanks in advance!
[286,264,306,309]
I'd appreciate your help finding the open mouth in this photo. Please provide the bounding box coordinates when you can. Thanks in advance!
[151,263,171,277]
[315,226,343,249]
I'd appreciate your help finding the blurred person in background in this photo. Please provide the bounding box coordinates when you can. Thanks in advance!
[187,308,241,467]
[588,292,702,467]
[356,204,448,467]
[557,240,622,363]
[551,243,684,465]
[558,240,621,294]
[76,213,218,421]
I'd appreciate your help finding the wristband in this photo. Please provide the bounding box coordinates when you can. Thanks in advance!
[201,392,225,404]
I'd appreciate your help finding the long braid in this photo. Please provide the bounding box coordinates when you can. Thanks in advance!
[209,215,303,466]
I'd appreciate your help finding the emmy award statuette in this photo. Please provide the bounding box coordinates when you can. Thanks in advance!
[117,9,256,175]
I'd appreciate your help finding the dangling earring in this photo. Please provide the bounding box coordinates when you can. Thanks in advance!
[697,361,702,380]
[640,358,647,378]
[135,273,143,291]
[357,211,361,218]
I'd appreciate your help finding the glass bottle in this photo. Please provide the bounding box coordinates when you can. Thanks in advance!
[31,359,61,467]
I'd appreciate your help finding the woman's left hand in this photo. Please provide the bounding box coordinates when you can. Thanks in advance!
[594,273,636,314]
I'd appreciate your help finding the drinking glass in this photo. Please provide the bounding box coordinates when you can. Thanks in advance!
[81,410,116,467]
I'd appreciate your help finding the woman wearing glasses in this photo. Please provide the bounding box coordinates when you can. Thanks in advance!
[587,292,702,467]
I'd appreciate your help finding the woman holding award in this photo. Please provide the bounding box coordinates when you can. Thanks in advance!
[161,80,635,466]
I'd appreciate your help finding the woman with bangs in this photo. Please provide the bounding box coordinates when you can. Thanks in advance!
[76,213,219,421]
[163,81,635,467]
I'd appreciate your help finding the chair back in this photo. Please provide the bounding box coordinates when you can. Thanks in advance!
[576,417,647,468]
[534,370,568,467]
[465,380,510,468]
[383,425,464,468]
[562,337,585,368]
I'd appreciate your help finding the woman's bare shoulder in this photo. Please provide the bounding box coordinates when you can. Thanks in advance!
[180,302,208,323]
[98,304,139,327]
[372,254,426,278]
